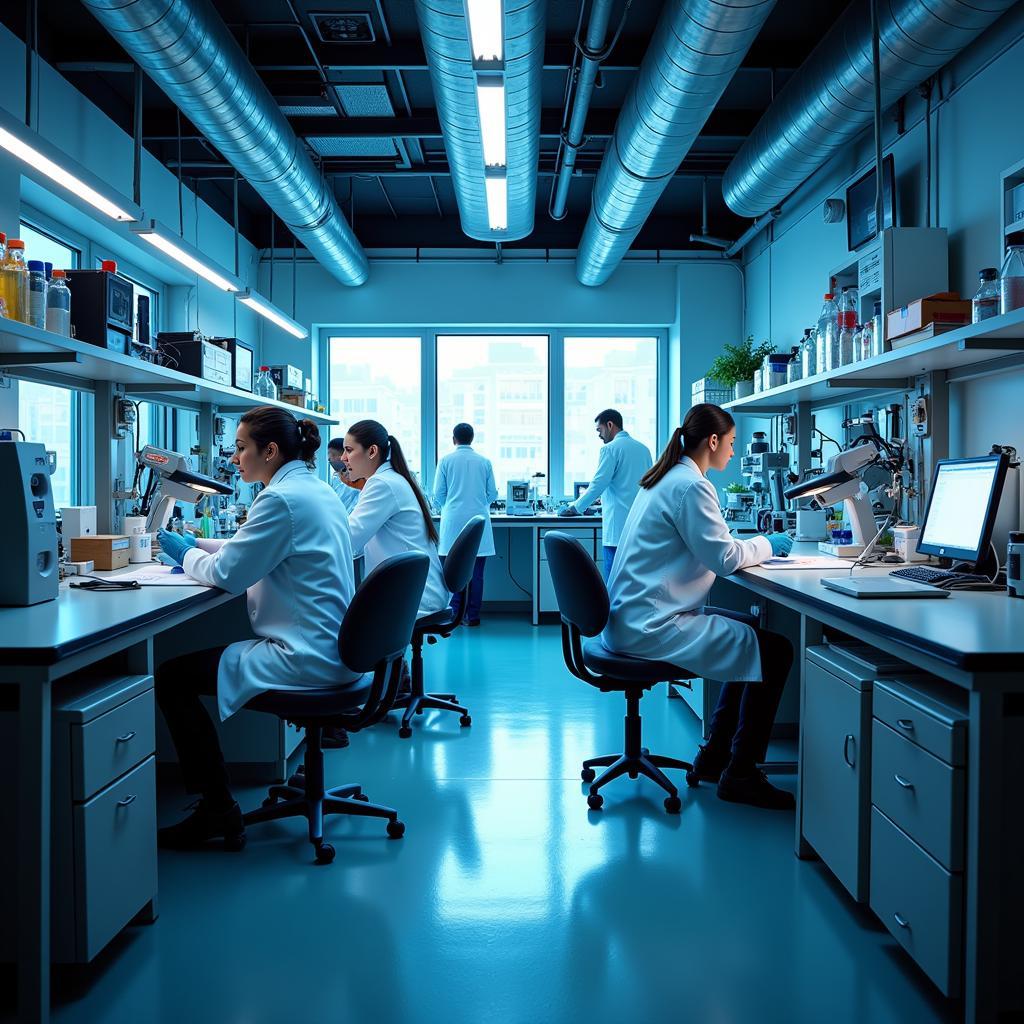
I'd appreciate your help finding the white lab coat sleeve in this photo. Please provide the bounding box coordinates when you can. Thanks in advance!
[678,478,772,576]
[347,476,399,555]
[485,459,498,504]
[573,444,615,513]
[433,459,449,509]
[195,538,227,553]
[182,492,290,594]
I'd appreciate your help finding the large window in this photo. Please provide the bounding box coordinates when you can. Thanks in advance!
[19,221,81,272]
[18,382,74,507]
[328,337,422,473]
[437,335,548,492]
[563,336,658,495]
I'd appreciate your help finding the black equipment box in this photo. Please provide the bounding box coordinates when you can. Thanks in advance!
[65,270,133,354]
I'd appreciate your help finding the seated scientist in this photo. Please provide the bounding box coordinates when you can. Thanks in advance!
[153,406,363,851]
[602,403,796,810]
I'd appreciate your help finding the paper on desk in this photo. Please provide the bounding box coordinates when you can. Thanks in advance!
[112,566,214,586]
[760,556,853,570]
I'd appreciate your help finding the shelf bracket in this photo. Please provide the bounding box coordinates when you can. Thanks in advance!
[826,377,908,390]
[0,352,82,367]
[126,383,199,394]
[957,338,1024,352]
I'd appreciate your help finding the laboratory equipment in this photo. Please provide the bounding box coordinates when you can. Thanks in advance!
[65,267,133,354]
[870,301,885,356]
[135,293,151,351]
[971,267,1000,323]
[254,366,278,399]
[507,480,533,516]
[135,445,233,533]
[45,269,71,337]
[723,488,757,532]
[1008,532,1023,597]
[845,154,895,251]
[740,431,790,512]
[892,524,928,562]
[573,481,590,501]
[213,337,254,392]
[157,334,233,386]
[269,363,303,390]
[795,509,828,541]
[999,233,1024,314]
[0,441,58,605]
[124,516,151,563]
[70,535,130,571]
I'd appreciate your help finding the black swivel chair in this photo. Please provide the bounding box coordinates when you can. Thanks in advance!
[394,516,485,738]
[243,552,429,864]
[544,531,694,813]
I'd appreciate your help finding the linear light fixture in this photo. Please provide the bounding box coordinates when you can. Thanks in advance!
[237,289,309,339]
[466,0,504,63]
[0,106,140,223]
[475,76,507,167]
[130,220,240,292]
[484,172,508,231]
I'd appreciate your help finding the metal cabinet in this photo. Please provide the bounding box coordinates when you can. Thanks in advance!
[536,525,601,618]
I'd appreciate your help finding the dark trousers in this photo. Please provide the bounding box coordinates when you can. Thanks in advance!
[707,625,793,773]
[602,546,616,580]
[155,646,233,805]
[448,555,486,623]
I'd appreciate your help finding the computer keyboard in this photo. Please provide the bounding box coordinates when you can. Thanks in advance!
[889,566,995,590]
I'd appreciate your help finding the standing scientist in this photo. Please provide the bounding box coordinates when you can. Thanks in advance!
[153,406,363,850]
[433,422,498,626]
[560,408,652,577]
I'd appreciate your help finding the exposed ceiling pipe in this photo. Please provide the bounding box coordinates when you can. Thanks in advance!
[414,0,545,241]
[575,0,777,287]
[82,0,369,286]
[722,0,1018,219]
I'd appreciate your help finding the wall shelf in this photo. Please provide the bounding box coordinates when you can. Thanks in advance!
[0,318,337,424]
[724,305,1024,414]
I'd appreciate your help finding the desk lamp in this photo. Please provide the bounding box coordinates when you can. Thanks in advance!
[136,446,233,532]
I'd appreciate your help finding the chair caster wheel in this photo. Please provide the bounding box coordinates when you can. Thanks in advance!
[224,832,246,852]
[685,772,700,788]
[581,767,596,783]
[315,842,335,865]
[587,793,604,810]
[387,819,406,839]
[398,725,412,739]
[354,793,369,802]
[664,795,682,813]
[459,714,472,727]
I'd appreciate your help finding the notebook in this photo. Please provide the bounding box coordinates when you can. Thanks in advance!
[820,576,950,599]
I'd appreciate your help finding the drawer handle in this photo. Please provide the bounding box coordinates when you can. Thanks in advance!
[843,734,856,768]
[115,731,137,743]
[893,912,910,929]
[893,774,915,790]
[117,794,137,808]
[896,719,915,731]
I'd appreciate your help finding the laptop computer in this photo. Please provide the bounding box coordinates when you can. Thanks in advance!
[820,576,951,599]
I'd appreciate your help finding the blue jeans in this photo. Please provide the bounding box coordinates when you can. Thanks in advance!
[603,545,616,580]
[449,555,487,623]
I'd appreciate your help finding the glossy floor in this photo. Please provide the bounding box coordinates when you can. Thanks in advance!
[45,616,951,1024]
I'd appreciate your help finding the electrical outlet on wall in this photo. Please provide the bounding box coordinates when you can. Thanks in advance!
[911,396,929,437]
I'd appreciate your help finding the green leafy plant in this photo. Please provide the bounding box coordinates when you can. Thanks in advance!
[724,482,752,494]
[706,335,774,387]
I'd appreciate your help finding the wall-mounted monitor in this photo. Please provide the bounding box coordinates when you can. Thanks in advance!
[846,154,895,252]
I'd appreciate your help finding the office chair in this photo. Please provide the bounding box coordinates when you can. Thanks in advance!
[394,516,485,738]
[543,531,694,813]
[243,552,429,864]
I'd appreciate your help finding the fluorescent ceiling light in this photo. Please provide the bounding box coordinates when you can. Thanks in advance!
[131,221,239,292]
[485,174,507,232]
[476,78,506,167]
[0,113,137,222]
[237,290,309,339]
[466,0,503,62]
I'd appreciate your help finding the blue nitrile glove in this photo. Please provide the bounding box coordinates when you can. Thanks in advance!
[157,529,196,566]
[558,506,580,518]
[766,532,794,557]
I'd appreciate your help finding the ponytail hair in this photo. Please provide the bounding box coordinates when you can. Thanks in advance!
[347,419,439,546]
[641,403,735,489]
[241,405,321,468]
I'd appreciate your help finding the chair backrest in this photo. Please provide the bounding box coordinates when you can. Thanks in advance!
[543,530,609,637]
[443,516,486,593]
[339,552,429,672]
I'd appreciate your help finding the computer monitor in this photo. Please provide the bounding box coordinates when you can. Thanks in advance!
[917,453,1008,565]
[573,481,589,500]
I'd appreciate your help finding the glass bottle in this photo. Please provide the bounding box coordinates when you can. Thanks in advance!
[972,268,1000,323]
[999,238,1024,316]
[46,269,72,337]
[800,328,815,378]
[0,239,28,323]
[857,324,872,362]
[871,300,885,356]
[816,294,838,375]
[837,322,855,366]
[254,366,278,400]
[786,345,802,384]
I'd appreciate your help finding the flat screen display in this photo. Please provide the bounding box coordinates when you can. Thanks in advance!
[846,154,895,252]
[918,455,1006,563]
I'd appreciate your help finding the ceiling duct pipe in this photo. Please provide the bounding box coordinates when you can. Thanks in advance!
[82,0,369,287]
[723,0,1018,219]
[575,0,776,287]
[414,0,545,241]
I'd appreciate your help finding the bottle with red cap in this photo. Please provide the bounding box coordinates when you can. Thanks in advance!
[100,259,118,274]
[814,293,839,375]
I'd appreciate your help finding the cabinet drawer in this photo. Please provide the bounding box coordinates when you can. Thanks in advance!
[872,719,964,871]
[802,660,872,902]
[873,680,966,766]
[869,807,962,998]
[73,756,157,962]
[71,689,154,801]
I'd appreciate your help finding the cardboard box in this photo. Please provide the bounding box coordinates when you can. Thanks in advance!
[70,535,130,571]
[886,292,970,341]
[279,392,306,408]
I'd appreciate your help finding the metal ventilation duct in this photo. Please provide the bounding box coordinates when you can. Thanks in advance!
[414,0,545,241]
[723,0,1018,219]
[575,0,776,287]
[82,0,369,287]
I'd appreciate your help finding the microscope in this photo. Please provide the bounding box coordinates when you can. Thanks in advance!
[738,432,792,533]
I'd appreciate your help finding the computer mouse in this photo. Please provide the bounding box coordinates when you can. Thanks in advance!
[881,553,902,564]
[170,565,185,574]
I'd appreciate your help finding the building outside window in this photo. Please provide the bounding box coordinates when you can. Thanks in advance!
[18,382,74,507]
[18,221,81,272]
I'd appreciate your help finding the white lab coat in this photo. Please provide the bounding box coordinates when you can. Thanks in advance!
[433,445,499,557]
[348,461,450,618]
[572,430,653,547]
[602,456,773,682]
[330,473,361,514]
[181,461,363,721]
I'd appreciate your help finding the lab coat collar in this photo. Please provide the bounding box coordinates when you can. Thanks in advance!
[679,454,703,475]
[268,460,308,487]
[456,444,473,449]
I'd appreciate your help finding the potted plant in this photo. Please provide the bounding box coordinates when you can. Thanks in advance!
[723,480,754,509]
[706,336,774,400]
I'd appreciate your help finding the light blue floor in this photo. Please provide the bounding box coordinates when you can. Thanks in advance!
[43,615,952,1024]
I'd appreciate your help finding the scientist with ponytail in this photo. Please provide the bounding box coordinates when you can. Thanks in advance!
[153,406,362,850]
[342,419,450,619]
[603,403,796,810]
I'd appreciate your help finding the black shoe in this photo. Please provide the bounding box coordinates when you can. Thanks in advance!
[158,799,246,850]
[465,619,481,628]
[717,768,796,810]
[685,743,730,786]
[322,726,350,749]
